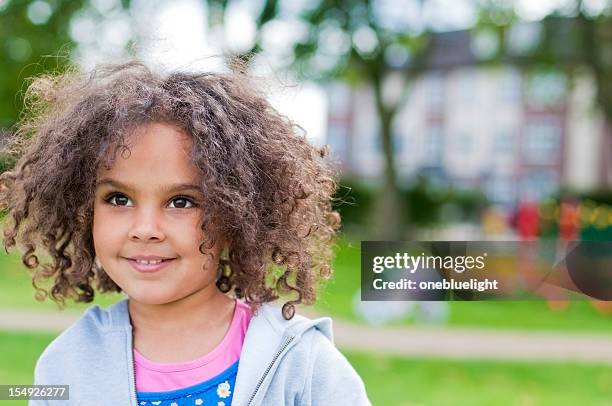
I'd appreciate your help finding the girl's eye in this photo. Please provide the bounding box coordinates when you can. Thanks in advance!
[107,194,133,207]
[168,197,195,209]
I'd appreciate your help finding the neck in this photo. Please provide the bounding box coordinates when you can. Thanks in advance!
[128,286,234,333]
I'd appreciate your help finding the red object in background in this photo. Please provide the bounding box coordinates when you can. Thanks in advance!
[516,200,540,240]
[559,198,580,240]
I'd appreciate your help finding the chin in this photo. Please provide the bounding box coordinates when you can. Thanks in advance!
[124,287,181,306]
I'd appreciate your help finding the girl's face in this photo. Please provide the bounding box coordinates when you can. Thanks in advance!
[93,122,222,305]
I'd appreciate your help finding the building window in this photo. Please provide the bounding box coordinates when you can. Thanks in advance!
[523,120,561,164]
[365,132,406,156]
[456,132,473,156]
[326,123,349,161]
[327,83,351,116]
[393,131,406,155]
[499,69,522,105]
[494,129,515,158]
[460,71,478,104]
[521,169,558,201]
[425,125,444,166]
[371,135,382,154]
[427,72,445,113]
[487,176,515,204]
[525,71,566,109]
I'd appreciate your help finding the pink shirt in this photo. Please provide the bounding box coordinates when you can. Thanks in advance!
[134,300,252,392]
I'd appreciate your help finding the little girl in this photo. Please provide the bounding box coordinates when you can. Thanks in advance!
[1,62,370,405]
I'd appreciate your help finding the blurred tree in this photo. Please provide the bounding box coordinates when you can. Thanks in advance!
[0,0,132,129]
[575,5,612,187]
[207,0,435,239]
[206,0,279,70]
[0,0,84,128]
[577,3,612,126]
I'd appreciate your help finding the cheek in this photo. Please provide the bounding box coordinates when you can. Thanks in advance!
[169,215,204,254]
[92,206,122,255]
[169,214,221,267]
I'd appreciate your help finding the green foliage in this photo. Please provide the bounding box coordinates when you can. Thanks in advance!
[332,179,375,233]
[539,190,612,240]
[0,0,92,128]
[0,153,16,173]
[287,0,432,83]
[476,5,612,127]
[333,177,488,231]
[0,0,135,129]
[577,189,612,206]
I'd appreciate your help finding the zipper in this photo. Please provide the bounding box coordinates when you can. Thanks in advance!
[128,328,138,406]
[246,335,295,406]
[130,354,138,406]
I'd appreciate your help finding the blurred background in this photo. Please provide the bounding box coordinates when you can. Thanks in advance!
[1,0,612,405]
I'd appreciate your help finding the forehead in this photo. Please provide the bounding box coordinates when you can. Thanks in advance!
[98,122,199,184]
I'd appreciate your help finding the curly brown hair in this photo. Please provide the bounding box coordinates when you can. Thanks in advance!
[0,61,340,319]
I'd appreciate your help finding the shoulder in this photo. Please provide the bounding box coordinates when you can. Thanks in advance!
[254,303,334,340]
[298,323,356,376]
[38,304,112,359]
[290,316,370,405]
[34,301,128,382]
[259,305,368,400]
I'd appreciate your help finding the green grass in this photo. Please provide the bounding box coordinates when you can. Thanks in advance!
[0,331,56,406]
[1,330,611,406]
[0,250,121,311]
[346,351,612,405]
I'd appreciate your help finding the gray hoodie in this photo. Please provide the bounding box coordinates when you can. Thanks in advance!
[31,299,371,405]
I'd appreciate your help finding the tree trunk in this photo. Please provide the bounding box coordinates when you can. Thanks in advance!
[578,7,612,187]
[371,76,406,240]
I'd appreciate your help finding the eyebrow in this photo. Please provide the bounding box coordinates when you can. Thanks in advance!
[96,178,203,195]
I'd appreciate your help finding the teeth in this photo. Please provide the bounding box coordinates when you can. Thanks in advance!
[135,259,163,265]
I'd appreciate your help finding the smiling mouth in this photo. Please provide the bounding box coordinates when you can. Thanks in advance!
[124,257,177,273]
[133,258,166,265]
[124,256,176,262]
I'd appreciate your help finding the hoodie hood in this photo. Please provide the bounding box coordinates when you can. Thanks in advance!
[231,304,334,406]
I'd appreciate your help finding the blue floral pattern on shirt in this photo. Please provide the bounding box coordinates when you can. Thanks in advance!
[136,360,238,406]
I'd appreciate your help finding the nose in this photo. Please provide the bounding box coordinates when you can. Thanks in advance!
[128,206,165,242]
